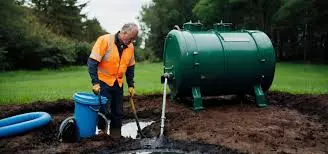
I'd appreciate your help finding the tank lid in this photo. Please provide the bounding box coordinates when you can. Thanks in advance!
[213,20,233,32]
[183,20,203,31]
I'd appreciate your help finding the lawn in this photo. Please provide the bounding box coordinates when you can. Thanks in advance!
[270,62,328,94]
[0,62,327,104]
[0,62,163,104]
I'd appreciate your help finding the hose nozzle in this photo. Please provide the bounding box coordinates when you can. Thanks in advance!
[161,73,173,84]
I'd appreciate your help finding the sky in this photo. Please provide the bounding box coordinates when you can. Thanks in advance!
[79,0,152,33]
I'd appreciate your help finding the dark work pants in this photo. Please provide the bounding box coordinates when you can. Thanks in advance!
[99,80,123,129]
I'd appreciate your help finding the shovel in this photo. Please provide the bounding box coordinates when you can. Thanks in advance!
[129,94,146,138]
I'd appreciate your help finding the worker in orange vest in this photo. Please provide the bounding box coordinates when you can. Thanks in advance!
[87,23,138,138]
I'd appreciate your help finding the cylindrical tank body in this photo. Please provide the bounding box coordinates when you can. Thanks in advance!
[163,23,276,101]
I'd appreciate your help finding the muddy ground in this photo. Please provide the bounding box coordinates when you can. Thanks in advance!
[0,92,328,154]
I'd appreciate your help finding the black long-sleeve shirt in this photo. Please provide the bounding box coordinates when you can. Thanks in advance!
[88,32,135,87]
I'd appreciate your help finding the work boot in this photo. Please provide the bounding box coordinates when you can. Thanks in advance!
[110,128,122,139]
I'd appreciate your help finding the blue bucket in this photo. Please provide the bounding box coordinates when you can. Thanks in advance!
[73,92,108,138]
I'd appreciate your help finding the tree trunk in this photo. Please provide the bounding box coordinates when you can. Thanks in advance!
[277,31,283,60]
[304,23,311,62]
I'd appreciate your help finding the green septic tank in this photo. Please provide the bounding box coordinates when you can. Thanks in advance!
[162,21,276,111]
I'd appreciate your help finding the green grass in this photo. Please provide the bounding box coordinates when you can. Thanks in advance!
[0,62,163,104]
[270,62,328,94]
[0,62,327,104]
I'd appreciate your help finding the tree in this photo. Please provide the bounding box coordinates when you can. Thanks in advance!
[193,0,281,33]
[31,0,86,40]
[82,18,107,42]
[193,0,230,28]
[0,0,26,70]
[139,0,197,59]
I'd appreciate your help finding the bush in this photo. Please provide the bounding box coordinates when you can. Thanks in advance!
[0,1,102,70]
[74,42,91,65]
[0,8,81,70]
[135,47,160,62]
[38,36,76,69]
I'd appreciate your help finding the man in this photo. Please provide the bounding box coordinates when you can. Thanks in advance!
[87,23,138,138]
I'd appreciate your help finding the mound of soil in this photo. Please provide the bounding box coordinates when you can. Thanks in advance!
[0,92,328,154]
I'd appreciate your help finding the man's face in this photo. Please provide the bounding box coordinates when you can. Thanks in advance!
[121,29,138,45]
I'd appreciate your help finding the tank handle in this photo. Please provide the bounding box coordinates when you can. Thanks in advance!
[173,25,181,31]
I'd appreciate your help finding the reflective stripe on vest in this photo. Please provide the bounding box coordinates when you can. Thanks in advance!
[97,34,134,87]
[102,35,113,62]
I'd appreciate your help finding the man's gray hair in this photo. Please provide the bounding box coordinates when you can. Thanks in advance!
[121,23,139,33]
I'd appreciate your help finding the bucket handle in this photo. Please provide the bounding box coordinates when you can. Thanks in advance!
[88,106,99,112]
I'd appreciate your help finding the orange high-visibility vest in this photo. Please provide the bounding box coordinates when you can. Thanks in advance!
[89,34,135,87]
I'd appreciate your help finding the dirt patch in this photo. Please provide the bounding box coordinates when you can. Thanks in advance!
[0,92,328,154]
